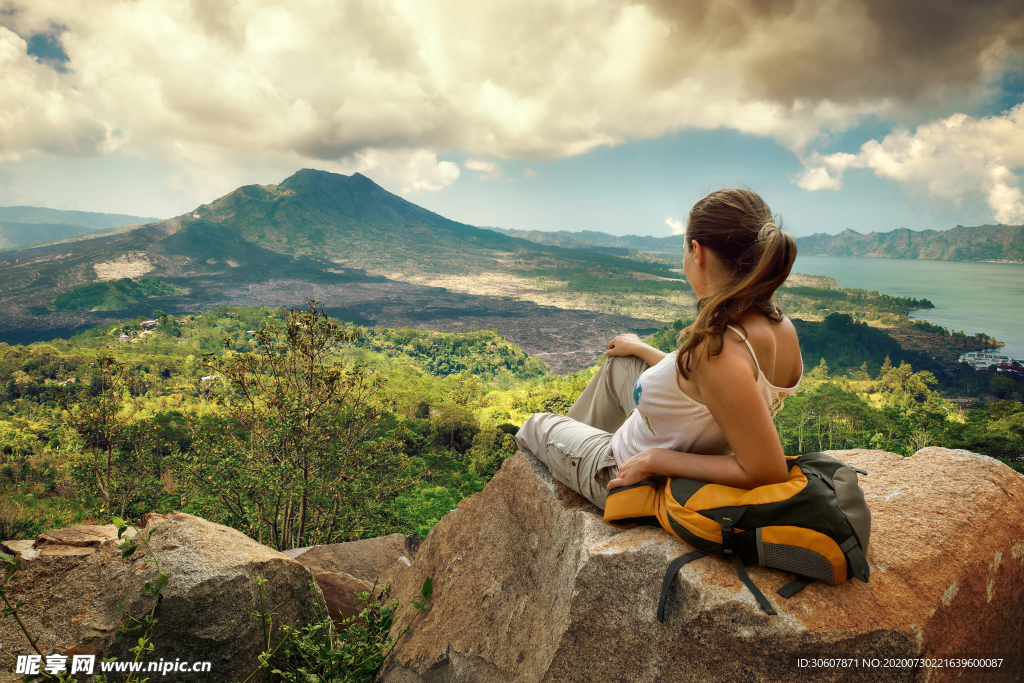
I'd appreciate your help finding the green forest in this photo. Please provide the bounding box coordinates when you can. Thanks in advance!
[50,277,185,312]
[0,302,1020,555]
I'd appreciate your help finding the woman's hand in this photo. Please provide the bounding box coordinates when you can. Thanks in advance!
[606,333,643,357]
[606,333,669,367]
[607,450,655,489]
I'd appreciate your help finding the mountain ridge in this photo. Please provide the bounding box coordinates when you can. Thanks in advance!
[794,224,1024,261]
[0,206,162,249]
[489,223,1024,262]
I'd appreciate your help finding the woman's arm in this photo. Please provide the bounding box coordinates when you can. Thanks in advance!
[608,333,790,490]
[605,333,668,366]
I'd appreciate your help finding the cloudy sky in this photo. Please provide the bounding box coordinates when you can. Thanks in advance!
[2,0,1023,237]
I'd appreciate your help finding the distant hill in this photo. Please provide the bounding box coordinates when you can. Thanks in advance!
[487,226,683,256]
[490,224,1024,262]
[794,225,1024,261]
[0,206,161,249]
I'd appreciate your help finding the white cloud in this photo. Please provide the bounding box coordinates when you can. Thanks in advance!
[795,165,845,191]
[797,104,1024,224]
[523,168,537,179]
[0,0,1021,200]
[465,159,503,180]
[354,149,461,193]
[665,215,685,235]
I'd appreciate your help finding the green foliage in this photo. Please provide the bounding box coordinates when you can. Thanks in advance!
[467,426,518,478]
[908,319,948,334]
[273,576,433,683]
[391,426,516,538]
[353,327,549,380]
[792,313,943,380]
[781,285,933,312]
[808,358,830,379]
[54,356,177,521]
[51,277,184,312]
[0,494,82,541]
[776,381,879,454]
[0,305,554,544]
[989,374,1018,399]
[392,486,461,539]
[645,318,693,353]
[233,576,297,683]
[174,301,415,549]
[509,264,688,295]
[430,403,480,452]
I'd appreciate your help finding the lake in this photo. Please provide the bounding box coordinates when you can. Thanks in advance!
[792,256,1024,361]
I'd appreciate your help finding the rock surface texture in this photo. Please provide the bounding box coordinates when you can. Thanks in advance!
[379,448,1024,683]
[285,532,417,582]
[285,533,419,622]
[0,512,320,682]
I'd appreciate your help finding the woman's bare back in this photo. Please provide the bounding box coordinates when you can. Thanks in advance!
[675,312,802,402]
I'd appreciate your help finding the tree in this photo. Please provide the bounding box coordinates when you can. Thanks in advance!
[809,358,830,380]
[57,356,168,519]
[853,362,870,381]
[989,375,1016,399]
[431,403,479,453]
[175,301,415,549]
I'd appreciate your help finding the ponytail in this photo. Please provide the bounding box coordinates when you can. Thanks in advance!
[675,189,797,380]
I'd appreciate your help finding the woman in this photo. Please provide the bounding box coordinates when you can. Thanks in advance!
[515,188,802,509]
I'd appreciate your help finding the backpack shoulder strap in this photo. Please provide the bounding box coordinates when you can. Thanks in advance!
[777,575,814,598]
[657,550,705,623]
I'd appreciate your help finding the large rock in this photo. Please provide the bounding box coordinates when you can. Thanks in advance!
[285,533,418,581]
[378,448,1024,683]
[285,533,419,624]
[0,512,321,682]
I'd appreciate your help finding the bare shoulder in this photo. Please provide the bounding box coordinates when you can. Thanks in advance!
[731,313,802,386]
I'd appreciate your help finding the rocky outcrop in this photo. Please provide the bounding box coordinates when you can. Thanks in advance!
[285,533,417,582]
[285,533,420,623]
[379,448,1024,683]
[0,512,321,682]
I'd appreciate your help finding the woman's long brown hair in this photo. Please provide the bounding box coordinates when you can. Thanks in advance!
[676,188,797,379]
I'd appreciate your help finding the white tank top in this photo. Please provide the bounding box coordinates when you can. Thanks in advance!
[610,325,801,467]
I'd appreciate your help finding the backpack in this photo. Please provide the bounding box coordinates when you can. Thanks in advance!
[603,451,872,620]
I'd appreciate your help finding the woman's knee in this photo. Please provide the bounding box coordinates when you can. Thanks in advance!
[514,412,559,455]
[604,354,647,379]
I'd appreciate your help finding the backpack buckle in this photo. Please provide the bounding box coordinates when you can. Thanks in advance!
[721,525,735,555]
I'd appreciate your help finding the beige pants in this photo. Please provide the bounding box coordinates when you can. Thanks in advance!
[515,355,649,509]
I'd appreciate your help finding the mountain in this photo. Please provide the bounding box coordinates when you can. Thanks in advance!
[0,170,671,368]
[164,169,523,271]
[0,206,161,249]
[794,225,1024,261]
[487,226,684,256]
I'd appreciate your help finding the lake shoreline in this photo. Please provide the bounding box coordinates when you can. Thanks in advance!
[792,255,1024,360]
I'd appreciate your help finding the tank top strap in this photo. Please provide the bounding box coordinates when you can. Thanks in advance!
[725,324,762,376]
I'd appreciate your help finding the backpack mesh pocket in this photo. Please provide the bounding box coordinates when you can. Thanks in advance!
[762,542,834,583]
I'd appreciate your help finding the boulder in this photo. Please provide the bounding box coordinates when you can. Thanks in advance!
[0,512,321,682]
[285,533,419,625]
[378,448,1024,683]
[285,533,418,581]
[314,571,374,622]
